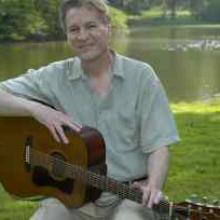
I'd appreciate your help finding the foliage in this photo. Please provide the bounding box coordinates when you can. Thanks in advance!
[0,0,45,41]
[0,0,220,42]
[0,0,128,42]
[200,0,220,22]
[109,0,150,14]
[109,6,128,34]
[33,0,64,39]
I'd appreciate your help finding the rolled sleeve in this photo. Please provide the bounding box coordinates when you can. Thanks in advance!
[138,69,180,153]
[0,67,55,106]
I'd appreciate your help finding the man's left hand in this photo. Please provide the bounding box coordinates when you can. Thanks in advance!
[132,181,163,208]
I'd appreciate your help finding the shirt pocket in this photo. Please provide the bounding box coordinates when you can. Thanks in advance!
[113,101,138,152]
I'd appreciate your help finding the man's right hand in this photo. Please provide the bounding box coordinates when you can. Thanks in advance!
[31,103,82,144]
[0,89,81,144]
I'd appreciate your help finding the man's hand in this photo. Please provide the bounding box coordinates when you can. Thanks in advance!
[31,103,82,144]
[132,147,169,208]
[132,181,163,208]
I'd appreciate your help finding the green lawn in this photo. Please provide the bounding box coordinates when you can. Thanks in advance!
[166,102,220,202]
[0,101,219,219]
[128,8,212,26]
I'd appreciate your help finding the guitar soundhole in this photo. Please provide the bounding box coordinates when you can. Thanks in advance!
[51,152,66,180]
[32,152,74,194]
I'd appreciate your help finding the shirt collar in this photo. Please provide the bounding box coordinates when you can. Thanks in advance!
[111,50,124,79]
[67,57,86,81]
[67,51,124,81]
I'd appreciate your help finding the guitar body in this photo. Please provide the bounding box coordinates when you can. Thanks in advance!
[0,117,106,208]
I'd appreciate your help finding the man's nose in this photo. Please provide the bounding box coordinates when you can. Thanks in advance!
[77,28,89,40]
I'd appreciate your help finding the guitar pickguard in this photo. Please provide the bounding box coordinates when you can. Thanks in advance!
[32,166,74,194]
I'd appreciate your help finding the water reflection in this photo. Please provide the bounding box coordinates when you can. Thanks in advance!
[0,26,219,102]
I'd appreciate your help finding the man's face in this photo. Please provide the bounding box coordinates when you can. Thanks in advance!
[65,6,111,61]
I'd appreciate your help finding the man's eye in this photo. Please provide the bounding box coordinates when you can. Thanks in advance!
[88,25,97,29]
[69,28,78,33]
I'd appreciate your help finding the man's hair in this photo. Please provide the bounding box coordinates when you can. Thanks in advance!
[59,0,110,32]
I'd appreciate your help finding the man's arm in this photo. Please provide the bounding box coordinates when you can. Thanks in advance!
[133,146,169,208]
[0,89,81,143]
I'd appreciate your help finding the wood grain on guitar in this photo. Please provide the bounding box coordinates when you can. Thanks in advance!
[0,117,219,220]
[0,116,106,208]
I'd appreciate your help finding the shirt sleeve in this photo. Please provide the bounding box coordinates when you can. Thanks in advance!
[138,66,180,153]
[0,66,56,107]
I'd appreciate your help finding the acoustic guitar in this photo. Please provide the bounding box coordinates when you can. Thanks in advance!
[0,117,219,220]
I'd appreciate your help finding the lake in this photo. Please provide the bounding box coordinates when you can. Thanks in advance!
[0,25,220,102]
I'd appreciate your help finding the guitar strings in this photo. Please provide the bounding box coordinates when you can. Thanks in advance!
[29,148,219,217]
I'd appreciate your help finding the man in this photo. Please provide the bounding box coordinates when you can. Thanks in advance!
[0,0,179,219]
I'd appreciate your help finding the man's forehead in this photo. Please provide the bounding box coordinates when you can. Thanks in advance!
[66,6,104,25]
[66,6,101,20]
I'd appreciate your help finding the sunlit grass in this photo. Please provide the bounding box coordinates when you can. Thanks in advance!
[128,8,201,25]
[166,101,220,202]
[171,101,220,114]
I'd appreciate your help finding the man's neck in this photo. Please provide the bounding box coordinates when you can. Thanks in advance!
[81,50,113,79]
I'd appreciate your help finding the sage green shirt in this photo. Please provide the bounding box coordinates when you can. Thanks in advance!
[0,52,179,181]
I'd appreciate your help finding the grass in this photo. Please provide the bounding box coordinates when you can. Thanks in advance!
[165,102,220,202]
[128,7,216,26]
[0,101,220,219]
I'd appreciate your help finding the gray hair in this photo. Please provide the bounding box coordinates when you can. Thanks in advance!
[59,0,110,32]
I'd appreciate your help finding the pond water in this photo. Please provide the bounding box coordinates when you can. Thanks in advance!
[0,25,220,102]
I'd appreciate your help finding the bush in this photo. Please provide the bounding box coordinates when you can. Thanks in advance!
[109,6,128,34]
[200,0,220,22]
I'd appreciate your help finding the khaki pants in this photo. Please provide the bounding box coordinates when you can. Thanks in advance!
[30,193,160,220]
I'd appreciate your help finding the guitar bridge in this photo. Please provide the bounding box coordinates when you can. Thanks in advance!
[24,136,33,172]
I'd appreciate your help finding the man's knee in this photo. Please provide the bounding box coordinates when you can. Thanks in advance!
[111,199,158,220]
[30,198,71,220]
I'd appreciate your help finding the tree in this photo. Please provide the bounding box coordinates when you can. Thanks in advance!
[109,0,150,14]
[168,0,177,18]
[0,0,44,40]
[190,0,204,18]
[200,0,220,22]
[34,0,63,39]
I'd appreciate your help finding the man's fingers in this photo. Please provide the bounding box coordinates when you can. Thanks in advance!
[68,122,82,132]
[132,182,151,207]
[154,191,162,204]
[49,126,61,143]
[72,121,82,130]
[147,191,163,208]
[131,181,141,189]
[54,119,83,144]
[63,118,82,133]
[55,124,69,144]
[147,192,154,208]
[142,187,151,207]
[132,182,163,208]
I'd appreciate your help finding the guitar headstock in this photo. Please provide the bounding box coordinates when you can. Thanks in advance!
[174,195,220,220]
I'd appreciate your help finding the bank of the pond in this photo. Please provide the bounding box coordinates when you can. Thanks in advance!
[0,101,219,219]
[128,9,220,27]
